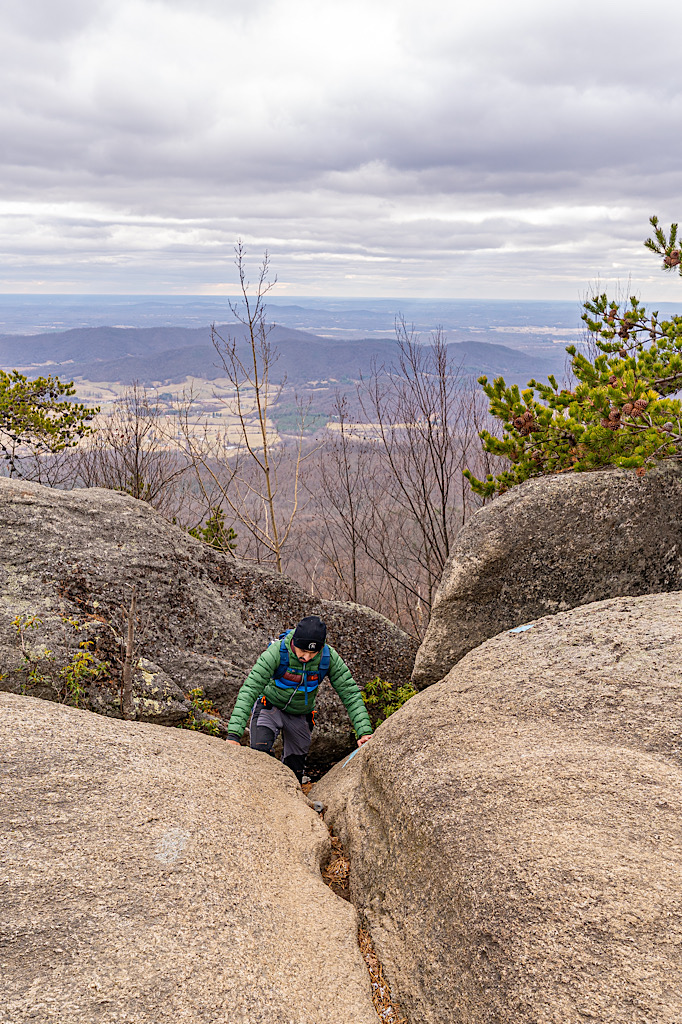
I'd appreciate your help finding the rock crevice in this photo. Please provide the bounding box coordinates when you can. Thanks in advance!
[316,591,682,1024]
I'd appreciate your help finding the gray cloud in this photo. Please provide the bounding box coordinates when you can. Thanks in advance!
[2,0,110,39]
[0,0,680,297]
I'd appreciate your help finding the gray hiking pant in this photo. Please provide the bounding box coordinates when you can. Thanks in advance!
[249,700,313,782]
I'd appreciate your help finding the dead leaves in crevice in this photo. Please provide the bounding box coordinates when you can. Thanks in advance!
[320,830,407,1023]
[358,926,408,1024]
[321,834,350,901]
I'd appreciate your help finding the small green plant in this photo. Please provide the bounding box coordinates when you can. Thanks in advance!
[189,507,237,553]
[178,687,222,736]
[58,640,110,708]
[13,613,44,647]
[12,612,109,706]
[12,614,55,691]
[362,676,416,728]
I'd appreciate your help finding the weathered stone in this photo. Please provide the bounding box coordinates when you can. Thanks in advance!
[315,591,682,1024]
[0,692,378,1024]
[0,478,417,762]
[412,461,682,689]
[130,658,193,727]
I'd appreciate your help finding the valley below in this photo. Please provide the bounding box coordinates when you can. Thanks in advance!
[0,297,582,444]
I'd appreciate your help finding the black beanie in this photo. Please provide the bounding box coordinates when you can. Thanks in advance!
[292,615,327,652]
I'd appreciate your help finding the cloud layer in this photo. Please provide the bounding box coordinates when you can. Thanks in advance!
[1,0,681,297]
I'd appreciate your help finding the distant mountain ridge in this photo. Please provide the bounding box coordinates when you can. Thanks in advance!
[0,323,566,386]
[0,323,314,367]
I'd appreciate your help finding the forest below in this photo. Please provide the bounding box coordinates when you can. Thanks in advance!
[3,322,499,639]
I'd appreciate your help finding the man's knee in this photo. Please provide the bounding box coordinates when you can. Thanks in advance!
[250,725,276,754]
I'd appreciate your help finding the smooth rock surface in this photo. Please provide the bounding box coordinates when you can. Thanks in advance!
[0,478,417,762]
[412,461,682,688]
[315,591,682,1024]
[0,692,377,1024]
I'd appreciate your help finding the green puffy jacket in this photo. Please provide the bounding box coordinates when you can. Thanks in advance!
[227,631,373,740]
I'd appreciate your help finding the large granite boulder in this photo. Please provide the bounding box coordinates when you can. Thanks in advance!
[1,692,378,1024]
[0,478,417,764]
[412,461,682,689]
[315,591,682,1024]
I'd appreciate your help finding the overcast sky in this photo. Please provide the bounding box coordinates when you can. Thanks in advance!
[2,0,682,299]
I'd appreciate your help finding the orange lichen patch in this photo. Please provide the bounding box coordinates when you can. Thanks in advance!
[358,927,407,1024]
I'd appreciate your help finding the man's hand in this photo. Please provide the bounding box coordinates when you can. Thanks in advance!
[357,734,371,747]
[227,739,241,746]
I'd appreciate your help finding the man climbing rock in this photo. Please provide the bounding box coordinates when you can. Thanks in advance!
[226,615,372,782]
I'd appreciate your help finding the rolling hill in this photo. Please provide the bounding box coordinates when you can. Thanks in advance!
[0,324,566,387]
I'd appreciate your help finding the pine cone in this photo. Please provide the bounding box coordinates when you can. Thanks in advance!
[513,417,525,430]
[608,409,620,422]
[633,398,648,413]
[608,374,618,386]
[619,348,627,358]
[664,250,681,268]
[522,410,534,423]
[622,402,634,416]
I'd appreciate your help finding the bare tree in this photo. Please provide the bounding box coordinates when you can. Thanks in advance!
[10,384,193,519]
[73,384,191,519]
[120,587,137,720]
[7,446,84,487]
[304,320,496,636]
[307,394,376,604]
[180,244,312,572]
[357,321,488,628]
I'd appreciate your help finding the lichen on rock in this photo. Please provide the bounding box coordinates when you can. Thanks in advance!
[0,478,417,760]
[413,460,682,689]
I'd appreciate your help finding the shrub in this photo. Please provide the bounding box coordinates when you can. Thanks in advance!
[11,613,109,707]
[362,676,416,728]
[189,507,237,553]
[58,641,110,707]
[178,687,222,736]
[465,217,682,497]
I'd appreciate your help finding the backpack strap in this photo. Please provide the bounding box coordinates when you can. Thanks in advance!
[272,633,331,686]
[273,630,293,681]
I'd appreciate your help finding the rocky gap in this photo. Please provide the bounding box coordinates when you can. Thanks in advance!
[315,808,408,1024]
